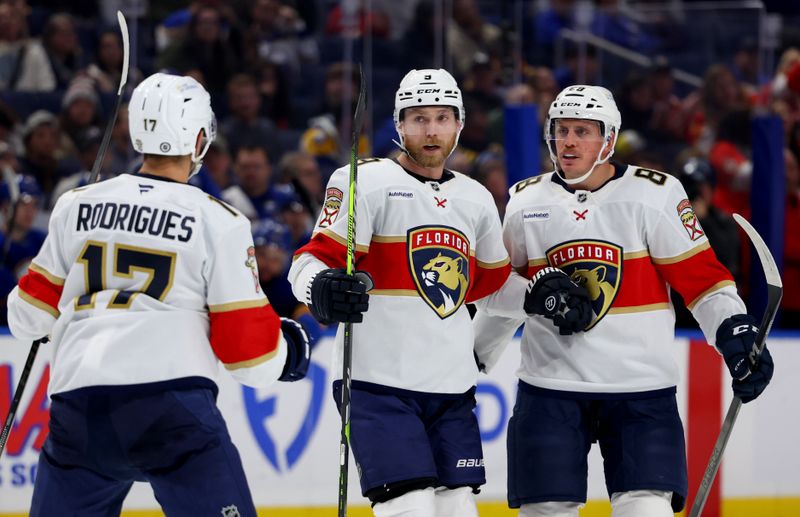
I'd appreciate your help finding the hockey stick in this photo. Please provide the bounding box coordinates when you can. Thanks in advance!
[0,11,130,460]
[338,64,366,517]
[688,213,783,517]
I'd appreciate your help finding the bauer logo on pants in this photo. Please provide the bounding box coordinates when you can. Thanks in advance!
[546,240,622,330]
[408,226,470,319]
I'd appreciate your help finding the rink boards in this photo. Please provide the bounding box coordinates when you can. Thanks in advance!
[1,330,799,516]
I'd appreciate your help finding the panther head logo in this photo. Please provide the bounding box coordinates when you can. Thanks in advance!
[408,226,471,319]
[547,240,622,329]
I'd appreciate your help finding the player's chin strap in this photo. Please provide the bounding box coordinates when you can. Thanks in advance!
[554,136,614,186]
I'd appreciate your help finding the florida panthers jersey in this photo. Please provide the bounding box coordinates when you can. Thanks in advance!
[475,163,746,394]
[289,158,510,394]
[7,173,288,396]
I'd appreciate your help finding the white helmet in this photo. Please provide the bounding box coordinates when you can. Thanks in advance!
[129,73,216,174]
[544,85,621,185]
[393,69,464,149]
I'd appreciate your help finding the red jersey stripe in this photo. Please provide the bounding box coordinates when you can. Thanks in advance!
[295,230,367,270]
[18,268,64,317]
[209,304,281,366]
[653,247,734,307]
[467,258,511,302]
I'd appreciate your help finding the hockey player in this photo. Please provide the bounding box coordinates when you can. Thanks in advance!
[288,69,511,517]
[473,85,774,517]
[6,73,310,516]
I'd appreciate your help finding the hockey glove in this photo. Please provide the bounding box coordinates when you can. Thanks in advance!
[279,318,311,382]
[524,267,592,336]
[715,314,774,403]
[308,268,373,324]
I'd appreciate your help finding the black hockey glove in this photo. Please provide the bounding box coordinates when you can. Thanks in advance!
[716,314,774,403]
[524,267,592,336]
[279,318,311,382]
[308,268,373,324]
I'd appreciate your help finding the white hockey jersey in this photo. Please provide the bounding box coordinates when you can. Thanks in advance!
[289,158,510,394]
[7,173,288,396]
[475,163,746,394]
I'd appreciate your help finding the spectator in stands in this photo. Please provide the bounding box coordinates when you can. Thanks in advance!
[649,58,685,142]
[222,144,295,220]
[0,174,46,275]
[683,64,748,153]
[0,1,48,91]
[591,0,660,53]
[616,72,655,137]
[221,73,284,161]
[400,1,444,71]
[253,59,293,128]
[781,147,800,327]
[672,156,741,328]
[243,0,318,74]
[526,66,560,125]
[277,151,323,217]
[530,0,575,67]
[462,52,503,112]
[251,218,321,341]
[48,126,105,208]
[446,0,501,76]
[107,102,136,175]
[157,5,242,94]
[471,147,508,218]
[191,137,234,197]
[731,37,769,90]
[709,108,753,218]
[58,77,101,157]
[41,12,84,90]
[17,110,80,205]
[280,198,313,251]
[301,62,369,175]
[85,28,143,93]
[554,44,599,89]
[325,0,391,39]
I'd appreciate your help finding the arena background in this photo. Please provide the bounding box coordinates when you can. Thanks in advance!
[1,0,799,515]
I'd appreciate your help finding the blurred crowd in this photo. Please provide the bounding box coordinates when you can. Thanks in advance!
[0,0,799,328]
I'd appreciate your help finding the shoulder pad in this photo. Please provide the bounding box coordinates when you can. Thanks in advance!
[207,194,240,217]
[510,174,547,195]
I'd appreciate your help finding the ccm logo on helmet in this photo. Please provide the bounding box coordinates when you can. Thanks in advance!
[416,88,441,94]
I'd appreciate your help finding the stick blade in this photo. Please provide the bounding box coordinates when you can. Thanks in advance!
[732,213,782,289]
[116,11,130,93]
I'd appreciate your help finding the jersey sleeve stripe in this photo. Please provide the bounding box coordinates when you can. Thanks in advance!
[208,299,269,313]
[296,231,368,269]
[651,241,711,265]
[370,289,418,296]
[209,304,281,365]
[317,228,369,253]
[467,259,511,302]
[653,247,734,307]
[476,257,511,269]
[17,268,64,317]
[608,302,670,314]
[29,263,65,286]
[623,250,649,260]
[223,348,280,371]
[614,256,669,308]
[18,290,60,318]
[685,280,737,310]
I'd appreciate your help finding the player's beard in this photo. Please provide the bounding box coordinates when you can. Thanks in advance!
[406,134,457,168]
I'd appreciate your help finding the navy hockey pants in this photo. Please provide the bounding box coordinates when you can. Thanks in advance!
[30,384,256,517]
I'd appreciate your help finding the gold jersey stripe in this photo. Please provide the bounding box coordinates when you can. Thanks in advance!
[320,229,370,253]
[370,289,418,297]
[29,263,65,285]
[19,290,60,318]
[651,242,711,265]
[608,302,670,315]
[371,235,406,243]
[223,348,279,370]
[623,250,649,260]
[686,280,737,310]
[477,257,511,269]
[209,299,269,313]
